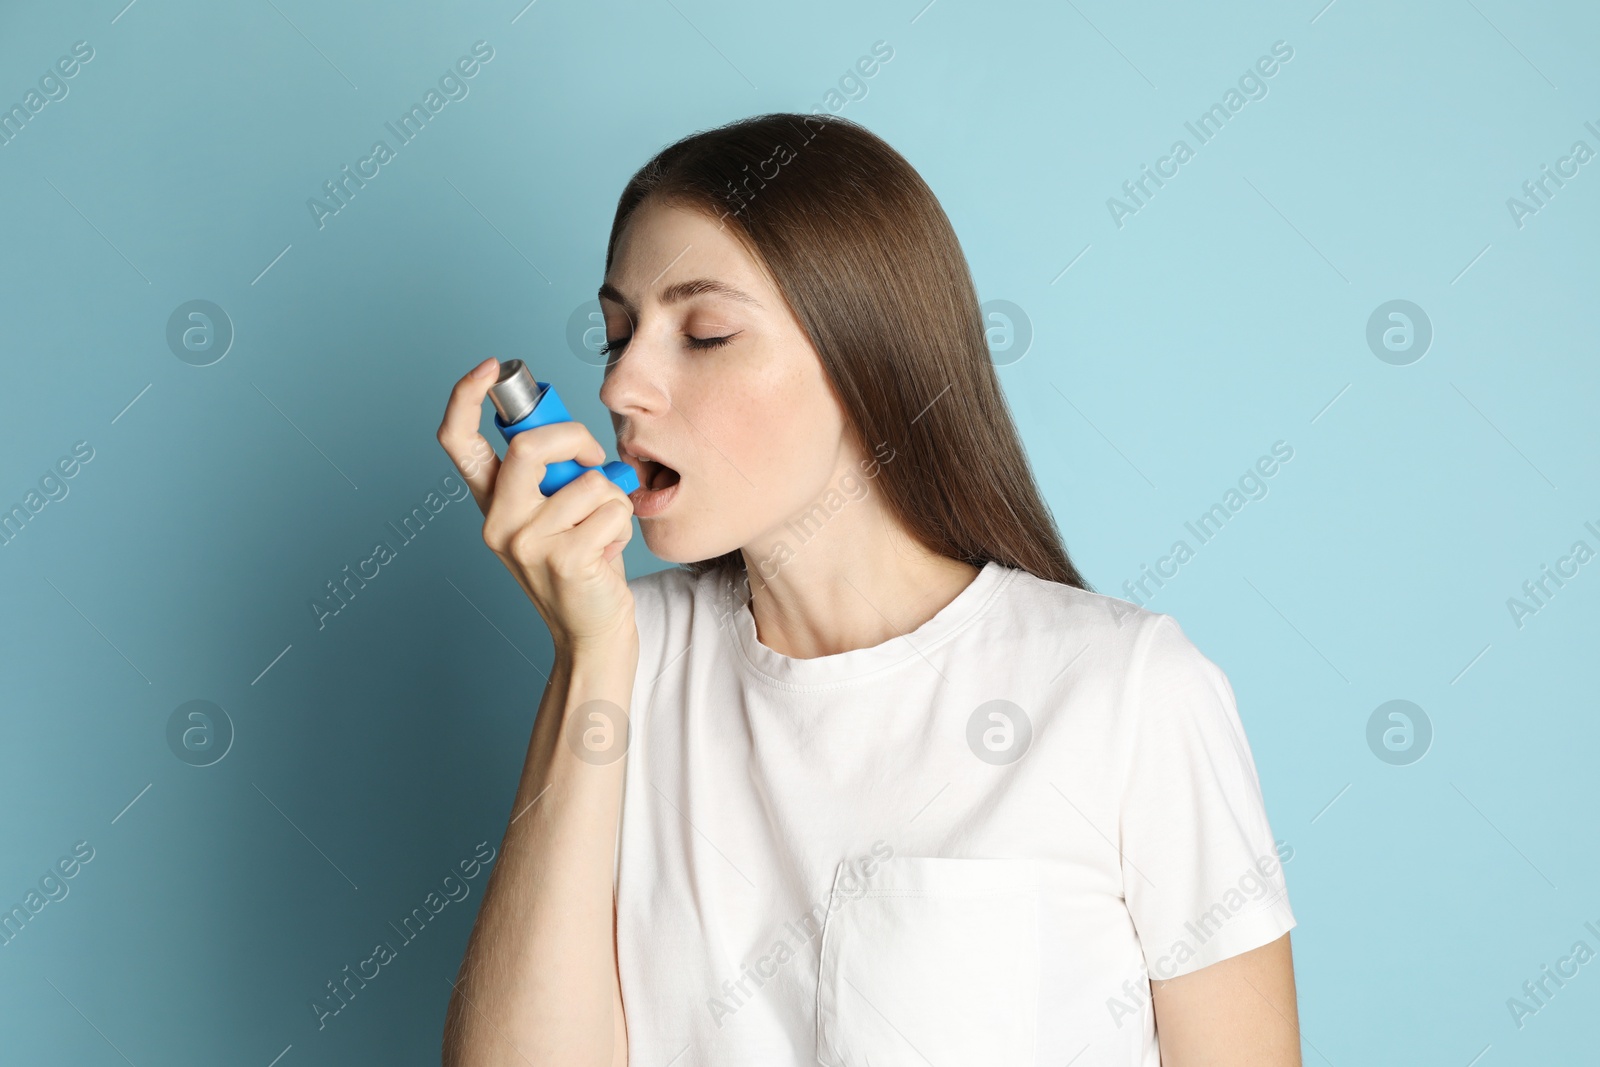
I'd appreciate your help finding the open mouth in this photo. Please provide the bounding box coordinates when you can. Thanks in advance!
[635,457,682,493]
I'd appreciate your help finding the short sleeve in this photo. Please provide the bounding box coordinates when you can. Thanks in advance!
[1118,613,1296,981]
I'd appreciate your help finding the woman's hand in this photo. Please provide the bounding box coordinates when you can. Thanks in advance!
[437,358,638,656]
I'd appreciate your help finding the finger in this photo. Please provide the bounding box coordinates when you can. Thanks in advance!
[503,418,609,475]
[437,357,505,515]
[504,480,631,574]
[486,461,620,556]
[515,466,632,542]
[486,422,611,534]
[566,496,636,568]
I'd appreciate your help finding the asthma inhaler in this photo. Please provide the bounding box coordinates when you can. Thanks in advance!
[486,359,640,497]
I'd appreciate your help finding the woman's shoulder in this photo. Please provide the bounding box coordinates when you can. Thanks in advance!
[627,563,724,647]
[990,565,1217,683]
[628,564,702,627]
[627,562,697,602]
[625,564,729,698]
[992,564,1159,645]
[990,569,1247,774]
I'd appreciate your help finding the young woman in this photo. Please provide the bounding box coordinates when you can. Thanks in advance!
[439,113,1300,1067]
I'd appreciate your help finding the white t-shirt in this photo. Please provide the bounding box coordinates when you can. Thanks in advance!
[613,559,1295,1066]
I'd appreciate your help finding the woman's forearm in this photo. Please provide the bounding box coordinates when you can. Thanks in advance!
[442,641,637,1066]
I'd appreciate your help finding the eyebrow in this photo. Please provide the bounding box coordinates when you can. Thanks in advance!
[597,277,762,315]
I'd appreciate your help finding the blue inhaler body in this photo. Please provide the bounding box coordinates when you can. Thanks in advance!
[487,359,640,496]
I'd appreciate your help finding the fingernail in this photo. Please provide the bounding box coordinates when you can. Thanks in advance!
[471,358,498,379]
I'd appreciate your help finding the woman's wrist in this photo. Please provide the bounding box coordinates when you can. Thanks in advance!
[555,626,640,675]
[556,633,636,694]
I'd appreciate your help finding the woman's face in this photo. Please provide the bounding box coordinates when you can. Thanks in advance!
[599,197,855,566]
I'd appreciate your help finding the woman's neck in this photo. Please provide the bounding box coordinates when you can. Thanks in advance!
[736,541,979,661]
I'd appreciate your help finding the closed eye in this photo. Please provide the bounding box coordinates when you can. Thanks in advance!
[597,331,741,357]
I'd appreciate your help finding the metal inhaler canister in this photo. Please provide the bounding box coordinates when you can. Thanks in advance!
[486,359,640,496]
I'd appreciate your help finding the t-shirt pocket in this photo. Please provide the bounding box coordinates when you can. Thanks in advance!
[814,855,1040,1066]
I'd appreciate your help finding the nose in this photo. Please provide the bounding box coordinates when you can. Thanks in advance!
[598,333,668,424]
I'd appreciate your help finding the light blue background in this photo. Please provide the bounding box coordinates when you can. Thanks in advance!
[2,0,1596,1063]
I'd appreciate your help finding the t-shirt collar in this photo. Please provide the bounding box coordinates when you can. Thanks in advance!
[719,559,1012,690]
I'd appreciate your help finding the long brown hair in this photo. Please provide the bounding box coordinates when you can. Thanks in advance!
[603,112,1091,592]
